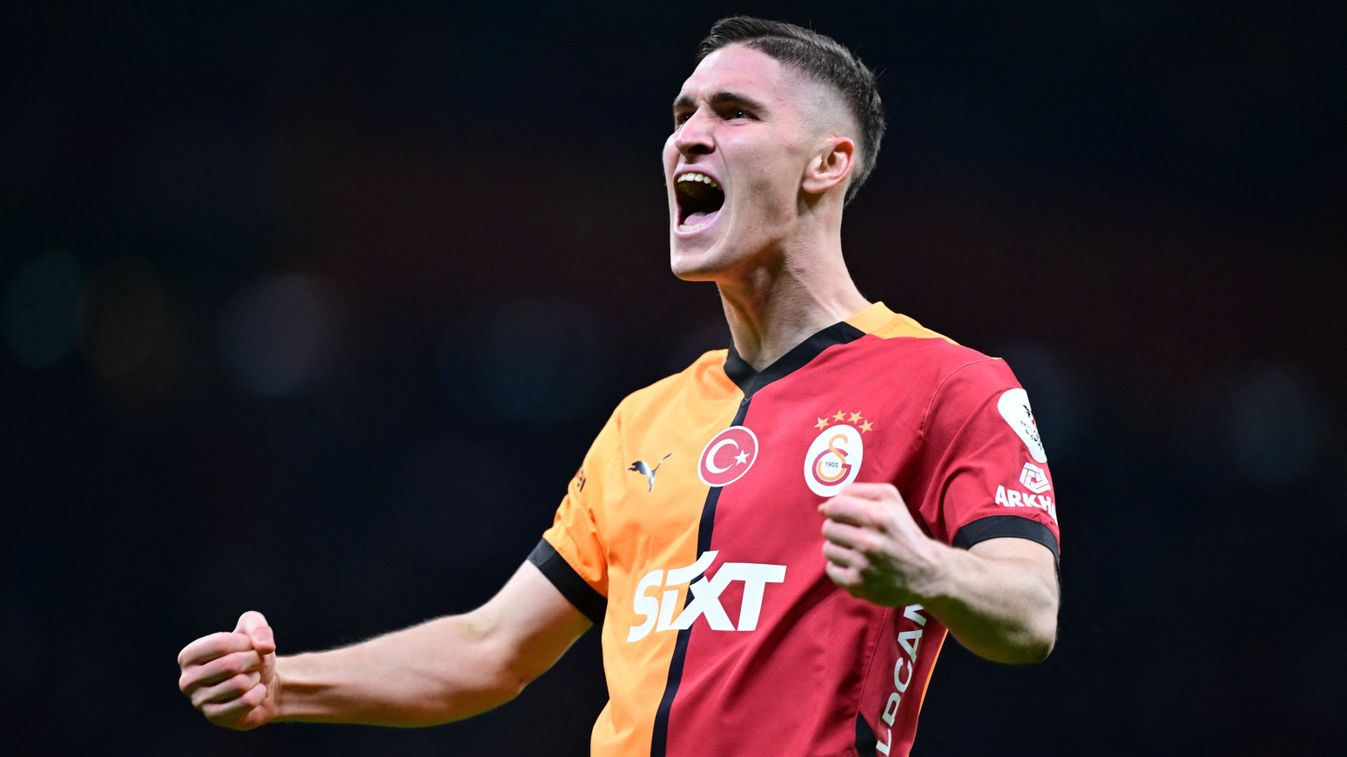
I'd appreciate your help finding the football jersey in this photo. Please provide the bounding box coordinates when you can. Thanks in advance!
[528,302,1061,757]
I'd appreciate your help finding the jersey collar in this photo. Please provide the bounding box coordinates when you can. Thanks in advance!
[723,303,893,398]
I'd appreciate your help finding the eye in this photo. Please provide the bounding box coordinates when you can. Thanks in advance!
[673,111,693,127]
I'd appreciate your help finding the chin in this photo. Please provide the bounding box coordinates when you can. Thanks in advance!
[669,238,732,282]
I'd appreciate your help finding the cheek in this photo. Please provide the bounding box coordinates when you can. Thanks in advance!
[661,138,679,171]
[736,155,798,218]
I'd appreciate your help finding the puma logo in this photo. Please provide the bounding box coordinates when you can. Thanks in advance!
[628,453,672,492]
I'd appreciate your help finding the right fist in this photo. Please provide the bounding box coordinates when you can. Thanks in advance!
[177,611,279,730]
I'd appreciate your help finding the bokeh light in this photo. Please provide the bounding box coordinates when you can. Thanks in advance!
[217,274,341,398]
[80,258,167,378]
[1222,363,1332,485]
[440,298,612,425]
[2,249,85,370]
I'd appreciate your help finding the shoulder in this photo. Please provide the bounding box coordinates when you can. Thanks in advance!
[611,348,736,420]
[855,310,1016,393]
[849,310,1026,434]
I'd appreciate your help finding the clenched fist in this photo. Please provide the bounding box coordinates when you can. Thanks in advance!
[818,482,945,607]
[177,611,280,730]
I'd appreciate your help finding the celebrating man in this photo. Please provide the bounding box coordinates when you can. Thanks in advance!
[178,17,1061,756]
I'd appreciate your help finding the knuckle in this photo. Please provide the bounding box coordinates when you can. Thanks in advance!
[243,685,265,707]
[221,655,244,676]
[207,637,229,658]
[853,532,877,553]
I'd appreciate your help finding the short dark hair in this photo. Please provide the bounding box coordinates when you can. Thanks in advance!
[697,16,886,205]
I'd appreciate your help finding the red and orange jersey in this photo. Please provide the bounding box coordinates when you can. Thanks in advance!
[529,302,1061,757]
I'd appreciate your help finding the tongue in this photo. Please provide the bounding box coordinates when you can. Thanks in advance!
[684,209,717,227]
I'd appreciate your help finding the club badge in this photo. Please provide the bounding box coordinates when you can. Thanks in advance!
[804,410,871,497]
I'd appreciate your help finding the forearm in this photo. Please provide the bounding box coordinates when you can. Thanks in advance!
[919,540,1059,664]
[274,612,523,727]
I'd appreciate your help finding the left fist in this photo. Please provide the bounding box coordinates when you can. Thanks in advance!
[818,482,944,606]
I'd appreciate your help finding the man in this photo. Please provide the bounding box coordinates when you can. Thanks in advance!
[178,17,1061,756]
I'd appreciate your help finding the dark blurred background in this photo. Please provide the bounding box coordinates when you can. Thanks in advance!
[4,1,1344,755]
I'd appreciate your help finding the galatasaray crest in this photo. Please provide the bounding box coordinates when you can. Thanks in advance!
[804,410,871,497]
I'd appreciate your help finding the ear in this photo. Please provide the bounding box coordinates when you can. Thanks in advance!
[801,136,856,196]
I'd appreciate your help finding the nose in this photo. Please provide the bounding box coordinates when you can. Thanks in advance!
[673,108,714,158]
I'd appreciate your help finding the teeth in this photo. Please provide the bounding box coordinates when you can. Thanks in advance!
[677,172,721,190]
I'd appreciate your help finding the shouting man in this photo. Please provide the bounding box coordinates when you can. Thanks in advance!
[178,17,1061,756]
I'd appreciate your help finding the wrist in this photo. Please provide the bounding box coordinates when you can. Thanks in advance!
[910,538,960,605]
[272,652,329,723]
[270,655,293,722]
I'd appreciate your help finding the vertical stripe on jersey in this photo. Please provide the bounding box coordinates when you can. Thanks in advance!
[650,322,865,756]
[650,397,750,757]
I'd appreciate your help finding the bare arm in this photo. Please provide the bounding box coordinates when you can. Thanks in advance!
[177,561,592,730]
[916,537,1058,663]
[819,482,1059,664]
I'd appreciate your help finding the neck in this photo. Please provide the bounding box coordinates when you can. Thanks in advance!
[716,230,869,371]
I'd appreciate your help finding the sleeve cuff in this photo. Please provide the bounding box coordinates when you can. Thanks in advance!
[952,515,1060,564]
[527,538,607,625]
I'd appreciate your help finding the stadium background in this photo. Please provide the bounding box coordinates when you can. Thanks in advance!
[4,2,1342,755]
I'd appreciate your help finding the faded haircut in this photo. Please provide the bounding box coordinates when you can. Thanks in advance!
[697,16,886,205]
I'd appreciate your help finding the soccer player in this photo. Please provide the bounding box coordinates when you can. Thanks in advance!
[177,17,1061,756]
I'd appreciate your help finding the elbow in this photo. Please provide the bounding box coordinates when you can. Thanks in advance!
[1009,597,1059,665]
[478,639,537,707]
[430,616,535,720]
[982,618,1055,665]
[983,590,1059,665]
[1014,567,1060,664]
[494,658,534,703]
[1017,624,1056,665]
[483,631,553,705]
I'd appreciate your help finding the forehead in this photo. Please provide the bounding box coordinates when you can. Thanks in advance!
[676,44,797,106]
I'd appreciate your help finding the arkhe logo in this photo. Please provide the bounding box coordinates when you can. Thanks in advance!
[995,485,1058,523]
[1018,462,1051,494]
[627,551,786,643]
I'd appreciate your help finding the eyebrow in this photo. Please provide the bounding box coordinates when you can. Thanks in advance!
[672,90,771,115]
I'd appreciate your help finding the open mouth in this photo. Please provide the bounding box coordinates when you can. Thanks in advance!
[675,172,725,232]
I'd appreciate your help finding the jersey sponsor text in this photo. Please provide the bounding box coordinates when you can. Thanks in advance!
[627,551,787,642]
[876,604,929,756]
[995,484,1058,523]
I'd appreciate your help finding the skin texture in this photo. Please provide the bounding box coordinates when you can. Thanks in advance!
[177,563,589,729]
[664,45,871,369]
[177,40,1060,731]
[819,483,1059,664]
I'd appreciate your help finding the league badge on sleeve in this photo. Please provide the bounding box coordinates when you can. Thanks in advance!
[803,410,871,497]
[996,388,1048,463]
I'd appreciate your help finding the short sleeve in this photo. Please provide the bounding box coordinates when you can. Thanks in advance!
[528,407,622,624]
[914,359,1061,561]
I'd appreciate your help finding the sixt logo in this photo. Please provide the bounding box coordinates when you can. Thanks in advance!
[627,551,786,643]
